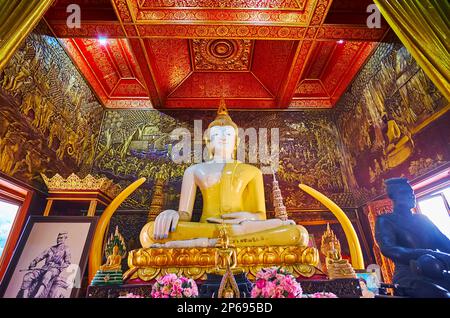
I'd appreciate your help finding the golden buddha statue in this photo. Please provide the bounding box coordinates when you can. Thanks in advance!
[213,223,242,275]
[139,100,309,249]
[91,226,127,286]
[320,224,356,280]
[99,245,122,271]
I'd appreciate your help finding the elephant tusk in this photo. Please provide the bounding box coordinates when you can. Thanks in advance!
[88,178,146,282]
[298,183,365,269]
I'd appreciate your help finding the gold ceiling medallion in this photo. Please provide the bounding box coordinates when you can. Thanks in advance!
[192,39,252,71]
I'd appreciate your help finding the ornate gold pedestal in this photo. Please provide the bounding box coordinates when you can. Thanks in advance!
[123,245,319,281]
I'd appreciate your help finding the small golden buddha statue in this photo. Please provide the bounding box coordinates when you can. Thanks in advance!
[100,245,122,271]
[213,223,243,275]
[321,224,356,280]
[140,99,309,249]
[91,227,126,286]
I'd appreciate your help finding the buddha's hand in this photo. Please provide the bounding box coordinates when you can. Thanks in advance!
[153,209,179,240]
[220,212,261,222]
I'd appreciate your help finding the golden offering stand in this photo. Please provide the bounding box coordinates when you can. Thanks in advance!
[41,173,121,216]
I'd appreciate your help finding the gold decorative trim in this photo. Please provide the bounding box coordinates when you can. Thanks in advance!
[41,173,121,199]
[124,245,319,281]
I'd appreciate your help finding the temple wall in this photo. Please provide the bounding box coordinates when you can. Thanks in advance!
[334,42,450,205]
[0,22,104,193]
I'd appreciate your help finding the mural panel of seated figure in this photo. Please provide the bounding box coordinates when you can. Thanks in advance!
[375,178,450,298]
[139,101,309,249]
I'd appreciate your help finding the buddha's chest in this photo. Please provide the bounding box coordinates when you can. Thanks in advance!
[193,163,253,192]
[194,163,224,188]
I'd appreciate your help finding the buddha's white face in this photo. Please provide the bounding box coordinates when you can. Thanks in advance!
[209,125,236,159]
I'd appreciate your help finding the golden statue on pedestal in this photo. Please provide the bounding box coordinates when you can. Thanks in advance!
[321,224,356,280]
[140,100,309,248]
[123,100,319,281]
[140,99,309,249]
[91,226,126,286]
[100,245,122,271]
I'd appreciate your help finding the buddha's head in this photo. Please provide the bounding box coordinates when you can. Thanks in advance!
[385,178,416,211]
[113,245,119,255]
[205,99,239,160]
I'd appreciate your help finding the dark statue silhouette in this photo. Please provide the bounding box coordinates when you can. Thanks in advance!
[375,178,450,297]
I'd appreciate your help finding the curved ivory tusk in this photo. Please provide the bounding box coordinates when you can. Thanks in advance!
[88,178,146,282]
[298,183,365,269]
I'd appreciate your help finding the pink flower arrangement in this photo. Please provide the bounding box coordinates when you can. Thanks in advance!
[151,273,199,298]
[251,267,302,298]
[118,293,145,298]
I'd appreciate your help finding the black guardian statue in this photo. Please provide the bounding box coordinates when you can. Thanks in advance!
[375,178,450,297]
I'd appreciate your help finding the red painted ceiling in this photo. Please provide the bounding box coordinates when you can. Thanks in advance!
[45,0,388,109]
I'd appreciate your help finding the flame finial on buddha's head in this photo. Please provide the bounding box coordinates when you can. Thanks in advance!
[208,98,238,131]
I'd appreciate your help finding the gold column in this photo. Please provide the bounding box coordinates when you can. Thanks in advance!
[0,0,54,71]
[374,0,450,102]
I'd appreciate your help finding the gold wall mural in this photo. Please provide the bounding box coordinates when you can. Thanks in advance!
[0,22,103,190]
[335,42,449,204]
[93,110,358,211]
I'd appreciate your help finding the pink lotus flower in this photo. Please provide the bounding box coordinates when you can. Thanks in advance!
[251,267,302,298]
[256,279,266,289]
[151,274,199,298]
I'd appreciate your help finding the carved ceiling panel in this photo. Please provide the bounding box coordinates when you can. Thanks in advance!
[46,0,388,109]
[191,39,253,71]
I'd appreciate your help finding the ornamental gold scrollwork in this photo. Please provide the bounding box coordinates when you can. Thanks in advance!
[123,245,319,281]
[41,173,121,199]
